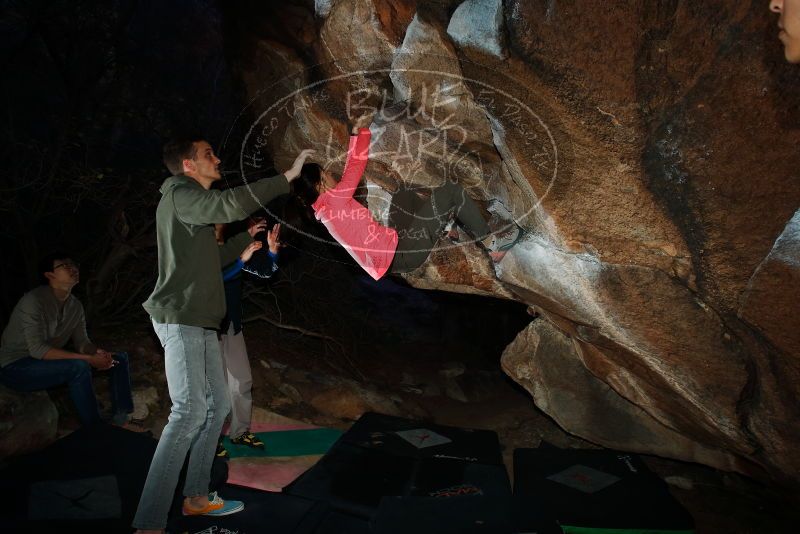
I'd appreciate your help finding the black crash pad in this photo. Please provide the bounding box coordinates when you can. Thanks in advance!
[286,412,512,523]
[372,495,516,534]
[0,423,233,534]
[513,446,694,534]
[340,411,504,465]
[0,424,157,533]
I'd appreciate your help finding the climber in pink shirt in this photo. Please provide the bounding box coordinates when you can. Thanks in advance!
[309,127,399,280]
[289,120,523,280]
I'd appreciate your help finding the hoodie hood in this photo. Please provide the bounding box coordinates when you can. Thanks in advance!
[159,174,198,195]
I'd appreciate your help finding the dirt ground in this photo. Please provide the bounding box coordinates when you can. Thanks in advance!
[77,291,799,534]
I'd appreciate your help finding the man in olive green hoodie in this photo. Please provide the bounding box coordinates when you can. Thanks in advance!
[133,137,313,533]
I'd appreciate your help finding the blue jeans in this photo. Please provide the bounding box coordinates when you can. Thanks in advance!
[132,321,231,530]
[0,352,134,426]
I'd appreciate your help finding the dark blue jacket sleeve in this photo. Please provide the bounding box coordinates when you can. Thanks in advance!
[222,259,245,281]
[242,250,279,279]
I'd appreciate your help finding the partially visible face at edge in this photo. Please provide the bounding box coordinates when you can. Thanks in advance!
[771,0,800,63]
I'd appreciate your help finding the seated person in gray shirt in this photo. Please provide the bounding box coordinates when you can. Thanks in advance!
[0,251,136,427]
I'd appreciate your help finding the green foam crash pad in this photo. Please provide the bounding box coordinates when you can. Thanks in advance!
[223,427,343,458]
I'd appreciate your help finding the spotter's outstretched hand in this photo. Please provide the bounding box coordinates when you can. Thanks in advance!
[267,223,282,254]
[240,240,263,263]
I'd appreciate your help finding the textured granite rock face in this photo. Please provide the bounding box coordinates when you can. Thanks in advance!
[224,0,800,485]
[447,0,505,59]
[500,319,748,473]
[740,209,800,360]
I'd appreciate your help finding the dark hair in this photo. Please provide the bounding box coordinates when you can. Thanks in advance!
[280,195,312,246]
[38,251,72,285]
[163,135,205,175]
[291,163,323,209]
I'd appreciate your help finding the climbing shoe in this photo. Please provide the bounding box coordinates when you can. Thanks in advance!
[215,439,229,459]
[487,223,523,253]
[484,199,524,260]
[230,431,265,449]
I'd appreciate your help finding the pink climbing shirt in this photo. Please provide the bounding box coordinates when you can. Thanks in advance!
[311,128,398,280]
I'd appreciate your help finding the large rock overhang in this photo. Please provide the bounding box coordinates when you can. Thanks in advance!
[220,0,800,488]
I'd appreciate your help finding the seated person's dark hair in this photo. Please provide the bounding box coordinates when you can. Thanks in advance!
[38,251,72,285]
[163,134,206,175]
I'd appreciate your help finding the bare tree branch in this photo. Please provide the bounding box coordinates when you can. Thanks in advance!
[243,313,336,341]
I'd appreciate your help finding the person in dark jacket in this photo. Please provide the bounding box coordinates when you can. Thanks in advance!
[214,221,280,456]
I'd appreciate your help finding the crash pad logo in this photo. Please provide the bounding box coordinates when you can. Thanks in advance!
[226,53,563,257]
[429,483,484,498]
[192,526,241,534]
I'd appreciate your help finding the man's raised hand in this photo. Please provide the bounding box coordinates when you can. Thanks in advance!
[284,149,316,181]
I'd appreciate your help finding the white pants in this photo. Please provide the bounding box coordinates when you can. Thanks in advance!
[219,322,253,439]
